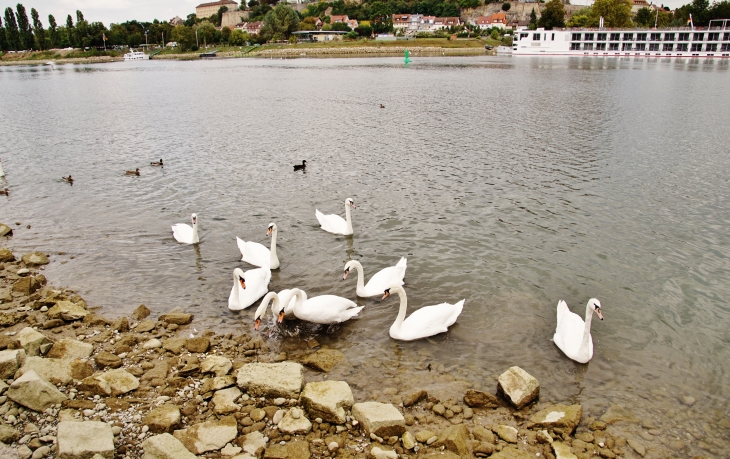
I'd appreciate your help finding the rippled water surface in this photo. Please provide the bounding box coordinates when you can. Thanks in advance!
[2,56,730,455]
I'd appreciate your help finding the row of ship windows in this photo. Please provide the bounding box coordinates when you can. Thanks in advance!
[569,42,730,51]
[569,32,729,42]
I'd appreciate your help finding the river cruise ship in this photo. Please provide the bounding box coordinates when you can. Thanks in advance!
[513,19,730,58]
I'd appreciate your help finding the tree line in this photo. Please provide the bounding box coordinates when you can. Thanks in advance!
[530,0,730,30]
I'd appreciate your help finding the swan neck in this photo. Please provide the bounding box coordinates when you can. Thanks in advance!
[353,261,365,294]
[256,293,277,319]
[192,221,199,243]
[270,227,277,264]
[392,287,408,332]
[345,203,353,233]
[287,289,306,314]
[581,301,594,351]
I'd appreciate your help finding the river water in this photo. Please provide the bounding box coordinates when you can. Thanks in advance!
[1,56,729,456]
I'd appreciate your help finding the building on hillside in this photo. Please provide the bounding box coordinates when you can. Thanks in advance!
[292,30,349,42]
[630,0,650,12]
[195,0,239,19]
[420,16,437,31]
[240,21,264,35]
[222,10,249,28]
[330,15,349,23]
[347,19,359,29]
[434,17,461,29]
[475,13,507,29]
[170,16,185,26]
[393,14,410,29]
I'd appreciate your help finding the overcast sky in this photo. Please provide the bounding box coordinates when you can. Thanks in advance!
[0,0,202,26]
[0,0,689,27]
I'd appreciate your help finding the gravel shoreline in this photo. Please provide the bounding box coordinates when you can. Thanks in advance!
[0,235,698,459]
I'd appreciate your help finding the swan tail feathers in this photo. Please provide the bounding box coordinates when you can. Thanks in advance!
[345,306,364,320]
[236,237,247,259]
[557,300,569,322]
[446,300,465,327]
[396,257,407,268]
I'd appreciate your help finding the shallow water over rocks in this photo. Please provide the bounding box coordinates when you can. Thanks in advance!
[1,55,729,457]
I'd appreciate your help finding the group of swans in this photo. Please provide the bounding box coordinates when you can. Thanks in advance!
[170,200,604,359]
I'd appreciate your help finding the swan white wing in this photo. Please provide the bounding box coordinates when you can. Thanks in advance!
[172,223,194,244]
[235,267,271,309]
[391,300,464,341]
[556,300,570,323]
[295,295,361,324]
[363,265,407,297]
[554,311,592,362]
[236,237,271,267]
[228,283,244,310]
[316,209,348,235]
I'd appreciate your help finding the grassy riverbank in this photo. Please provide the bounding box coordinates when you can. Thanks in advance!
[0,38,498,65]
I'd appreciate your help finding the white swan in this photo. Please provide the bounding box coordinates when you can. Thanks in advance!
[343,257,407,298]
[277,288,362,325]
[553,298,604,363]
[316,198,355,235]
[172,213,199,244]
[382,285,464,341]
[253,289,299,329]
[228,267,271,311]
[236,222,279,269]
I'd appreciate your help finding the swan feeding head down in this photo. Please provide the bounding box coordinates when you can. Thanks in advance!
[553,298,604,363]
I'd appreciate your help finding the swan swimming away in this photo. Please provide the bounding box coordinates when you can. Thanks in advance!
[236,223,279,269]
[343,257,407,298]
[172,213,199,244]
[553,298,604,363]
[382,285,464,341]
[277,288,362,325]
[253,289,299,329]
[316,198,355,235]
[228,267,271,311]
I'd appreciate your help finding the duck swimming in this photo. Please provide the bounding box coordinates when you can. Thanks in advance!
[0,188,8,196]
[62,175,73,183]
[150,159,163,166]
[294,160,306,171]
[125,168,140,176]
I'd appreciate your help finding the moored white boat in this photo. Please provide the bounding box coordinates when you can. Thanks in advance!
[512,18,730,58]
[124,49,148,60]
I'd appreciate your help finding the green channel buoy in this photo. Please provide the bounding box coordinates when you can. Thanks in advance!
[404,49,411,66]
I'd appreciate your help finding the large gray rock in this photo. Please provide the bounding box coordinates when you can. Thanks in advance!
[21,252,49,267]
[57,421,114,459]
[46,338,94,360]
[142,433,197,459]
[15,328,52,357]
[212,387,242,415]
[552,442,578,459]
[239,431,267,456]
[497,366,540,409]
[490,446,533,459]
[47,301,88,321]
[301,349,346,372]
[173,415,237,455]
[201,355,232,377]
[79,369,139,396]
[493,425,518,443]
[433,424,470,455]
[464,389,500,408]
[277,407,312,435]
[352,402,406,438]
[7,370,67,411]
[158,313,194,325]
[15,356,73,385]
[300,380,354,424]
[143,404,182,434]
[0,424,20,443]
[527,404,582,436]
[237,362,303,399]
[0,349,26,379]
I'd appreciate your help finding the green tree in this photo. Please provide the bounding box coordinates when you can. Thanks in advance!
[537,0,565,29]
[502,2,511,11]
[195,21,216,47]
[260,4,300,41]
[0,16,8,52]
[5,8,20,50]
[221,26,231,44]
[66,14,75,47]
[171,24,195,50]
[567,7,594,26]
[633,6,653,26]
[76,10,84,23]
[528,8,537,30]
[48,14,59,48]
[490,29,499,39]
[229,28,248,45]
[184,13,197,27]
[689,0,709,25]
[708,1,730,22]
[590,0,632,28]
[16,4,34,50]
[31,8,46,50]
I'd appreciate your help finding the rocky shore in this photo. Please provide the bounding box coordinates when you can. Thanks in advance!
[0,241,709,459]
[250,46,485,58]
